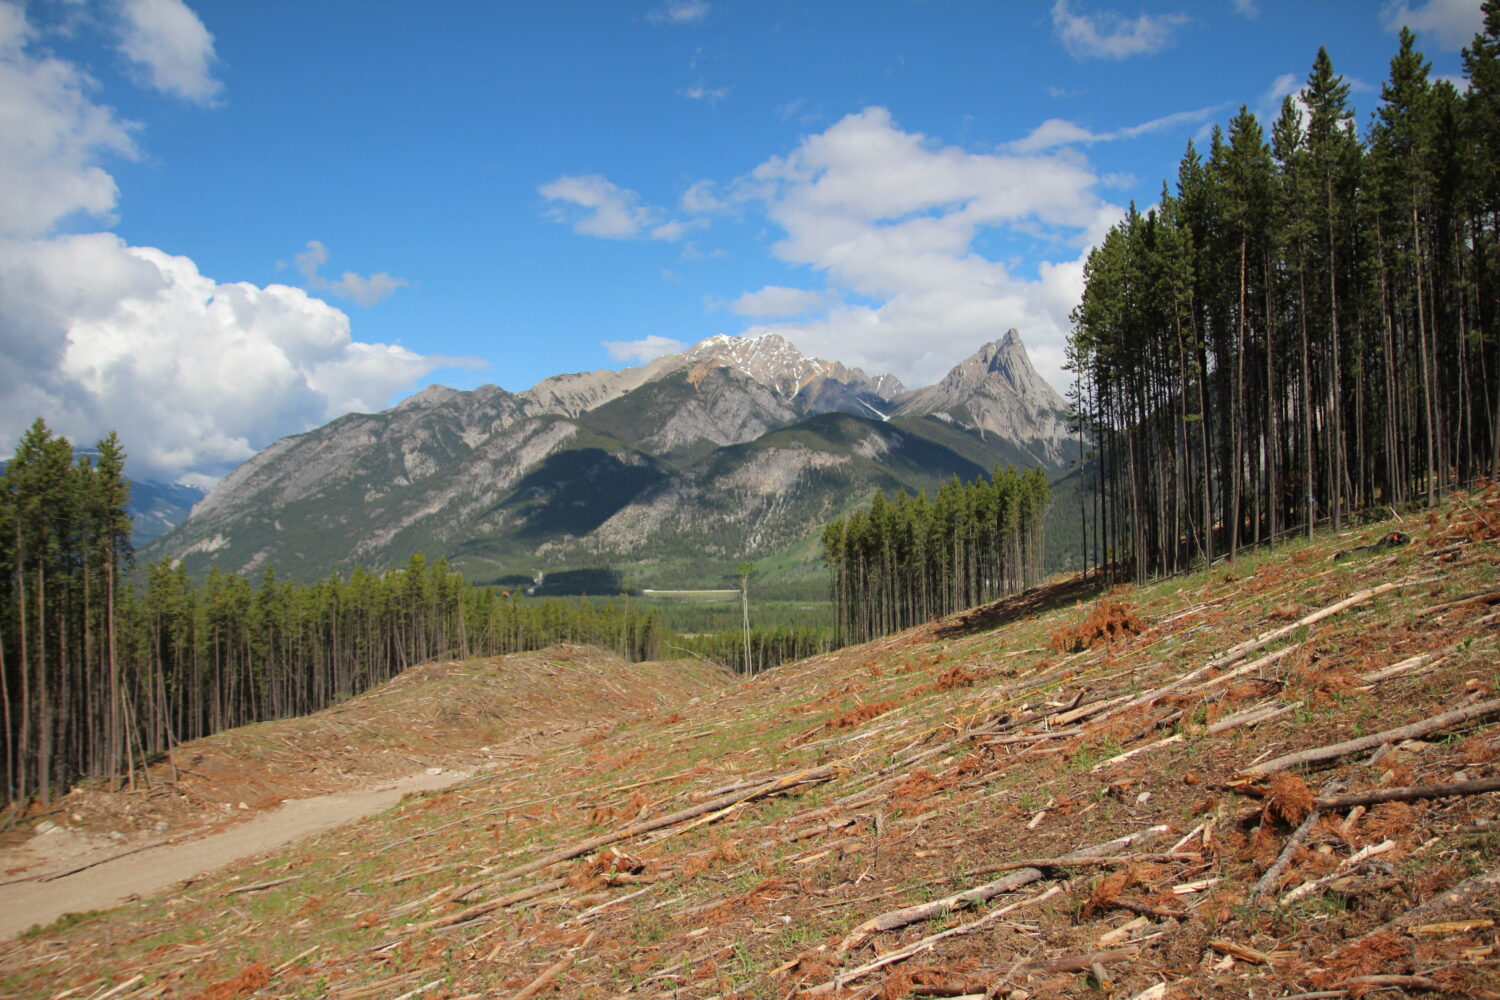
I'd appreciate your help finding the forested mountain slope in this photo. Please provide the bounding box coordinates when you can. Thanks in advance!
[4,487,1497,998]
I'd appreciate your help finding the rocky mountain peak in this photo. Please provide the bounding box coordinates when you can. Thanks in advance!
[894,329,1073,465]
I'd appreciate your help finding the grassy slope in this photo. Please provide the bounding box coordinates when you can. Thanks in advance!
[3,489,1498,999]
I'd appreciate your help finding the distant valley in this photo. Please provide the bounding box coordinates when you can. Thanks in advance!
[145,331,1080,589]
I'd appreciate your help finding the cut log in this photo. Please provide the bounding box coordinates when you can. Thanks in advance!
[799,884,1064,996]
[1313,775,1500,810]
[1209,579,1427,672]
[838,825,1166,953]
[1236,698,1500,781]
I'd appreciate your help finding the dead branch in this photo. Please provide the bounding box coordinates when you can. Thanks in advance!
[1236,698,1500,781]
[397,876,568,935]
[219,875,302,897]
[1313,775,1500,810]
[506,931,592,1000]
[498,762,838,879]
[1016,947,1141,974]
[1211,579,1428,672]
[965,852,1198,877]
[799,884,1065,996]
[1333,863,1500,959]
[1280,840,1395,904]
[1415,589,1500,617]
[838,824,1167,953]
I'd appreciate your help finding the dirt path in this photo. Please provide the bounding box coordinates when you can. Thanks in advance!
[0,767,472,940]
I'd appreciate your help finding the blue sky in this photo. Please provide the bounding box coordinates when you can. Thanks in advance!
[0,0,1486,485]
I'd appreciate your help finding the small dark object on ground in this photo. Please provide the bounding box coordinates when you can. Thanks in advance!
[1333,531,1410,562]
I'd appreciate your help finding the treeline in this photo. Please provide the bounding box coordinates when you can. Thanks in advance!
[821,467,1050,645]
[1,420,667,806]
[1068,22,1500,579]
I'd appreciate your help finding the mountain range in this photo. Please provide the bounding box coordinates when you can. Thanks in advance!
[144,331,1078,589]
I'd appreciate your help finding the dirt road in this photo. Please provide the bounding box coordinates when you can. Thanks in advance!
[0,767,471,940]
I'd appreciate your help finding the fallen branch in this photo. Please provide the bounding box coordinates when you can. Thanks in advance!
[220,874,302,897]
[395,877,569,935]
[1016,947,1141,975]
[1209,579,1426,672]
[799,884,1065,996]
[507,931,593,1000]
[838,825,1167,953]
[1252,809,1320,901]
[1415,589,1500,617]
[1280,840,1395,904]
[1314,775,1500,810]
[966,852,1198,877]
[1236,698,1500,781]
[1333,863,1500,959]
[497,763,838,879]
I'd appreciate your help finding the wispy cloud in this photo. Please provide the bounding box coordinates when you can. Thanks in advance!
[1051,0,1188,60]
[1381,0,1485,51]
[683,82,730,102]
[603,335,687,363]
[647,0,709,25]
[293,241,408,307]
[539,174,696,241]
[1009,104,1220,153]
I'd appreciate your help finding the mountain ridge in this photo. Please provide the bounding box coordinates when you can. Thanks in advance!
[150,331,1076,584]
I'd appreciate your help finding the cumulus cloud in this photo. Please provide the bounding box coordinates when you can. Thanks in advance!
[1051,0,1188,60]
[647,0,709,24]
[293,240,409,307]
[1381,0,1485,51]
[0,234,464,482]
[539,173,691,241]
[730,286,835,317]
[0,3,136,238]
[1009,104,1220,153]
[0,3,461,484]
[117,0,221,105]
[717,106,1120,390]
[603,335,687,363]
[1232,0,1259,16]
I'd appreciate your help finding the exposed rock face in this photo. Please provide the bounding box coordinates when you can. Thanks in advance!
[895,330,1073,466]
[149,331,1075,583]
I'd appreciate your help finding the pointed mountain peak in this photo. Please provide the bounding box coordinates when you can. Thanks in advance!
[937,329,1039,395]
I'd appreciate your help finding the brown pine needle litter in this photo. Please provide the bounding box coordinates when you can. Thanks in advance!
[3,486,1500,999]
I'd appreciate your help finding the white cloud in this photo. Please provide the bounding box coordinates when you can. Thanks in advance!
[117,0,222,105]
[1232,0,1259,16]
[682,82,729,102]
[0,234,465,482]
[717,106,1120,390]
[0,2,136,238]
[293,240,409,307]
[0,5,462,484]
[1381,0,1485,51]
[680,179,724,214]
[1009,104,1220,153]
[603,334,687,363]
[1051,0,1188,60]
[730,286,835,317]
[647,0,709,24]
[540,173,691,241]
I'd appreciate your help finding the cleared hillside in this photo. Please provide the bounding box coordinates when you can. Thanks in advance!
[3,488,1498,998]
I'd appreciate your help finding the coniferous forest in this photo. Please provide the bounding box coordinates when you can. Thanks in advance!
[0,420,669,807]
[1069,23,1500,579]
[821,467,1050,645]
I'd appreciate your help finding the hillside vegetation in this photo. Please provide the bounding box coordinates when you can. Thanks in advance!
[1,488,1495,997]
